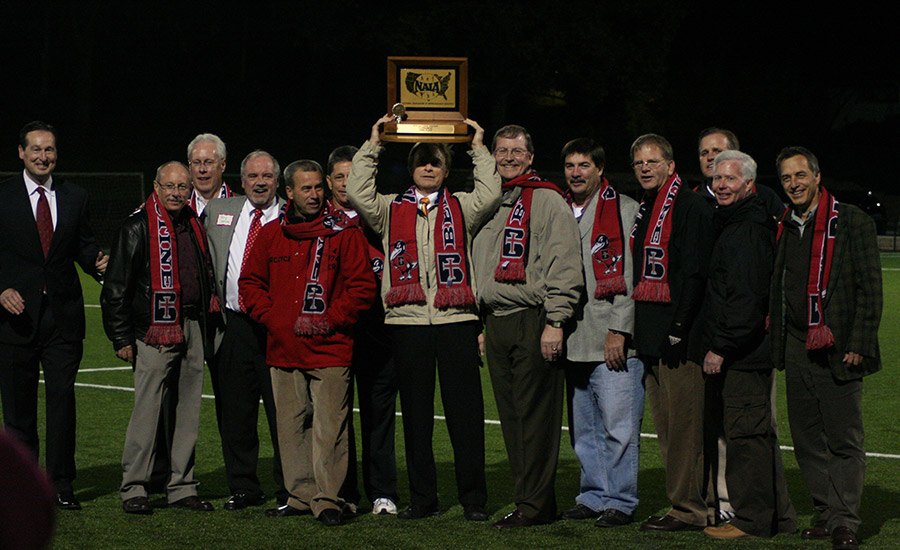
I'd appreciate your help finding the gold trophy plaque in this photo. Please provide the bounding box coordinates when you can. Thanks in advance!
[382,56,470,143]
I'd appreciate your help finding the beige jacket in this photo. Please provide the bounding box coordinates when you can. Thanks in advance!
[472,185,583,323]
[565,189,639,363]
[346,140,501,325]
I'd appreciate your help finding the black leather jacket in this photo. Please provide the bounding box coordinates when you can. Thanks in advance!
[100,208,214,354]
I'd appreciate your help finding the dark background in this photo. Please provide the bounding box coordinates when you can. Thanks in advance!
[1,2,897,225]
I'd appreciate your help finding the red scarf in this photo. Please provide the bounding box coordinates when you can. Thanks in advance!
[385,187,475,309]
[567,178,627,299]
[188,183,232,214]
[494,172,563,283]
[631,173,683,303]
[776,186,838,350]
[144,192,219,346]
[281,203,348,335]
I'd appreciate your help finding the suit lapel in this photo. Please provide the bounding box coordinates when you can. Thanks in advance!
[824,215,847,308]
[577,192,598,239]
[11,176,47,262]
[48,180,74,259]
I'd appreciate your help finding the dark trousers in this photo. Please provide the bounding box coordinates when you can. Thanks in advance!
[214,309,285,501]
[785,333,865,532]
[0,297,80,493]
[721,368,796,536]
[389,321,486,510]
[485,309,564,522]
[342,320,398,505]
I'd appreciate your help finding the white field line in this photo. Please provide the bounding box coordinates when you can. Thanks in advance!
[67,372,900,460]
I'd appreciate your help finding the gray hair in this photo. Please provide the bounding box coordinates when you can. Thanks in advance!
[187,133,227,161]
[713,150,757,182]
[240,150,281,182]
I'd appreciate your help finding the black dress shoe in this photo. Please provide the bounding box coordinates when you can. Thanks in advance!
[318,508,343,526]
[224,491,267,511]
[832,526,860,550]
[464,506,490,521]
[265,504,307,517]
[595,508,634,528]
[122,496,153,515]
[492,509,547,529]
[639,514,703,532]
[169,495,214,511]
[561,503,602,520]
[397,504,440,520]
[56,491,82,511]
[801,521,830,540]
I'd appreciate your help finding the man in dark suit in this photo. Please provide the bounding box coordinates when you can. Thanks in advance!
[0,121,107,510]
[204,150,287,511]
[769,146,882,550]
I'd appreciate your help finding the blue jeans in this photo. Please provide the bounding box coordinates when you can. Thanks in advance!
[568,356,645,514]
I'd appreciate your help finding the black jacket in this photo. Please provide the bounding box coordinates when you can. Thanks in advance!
[702,194,775,370]
[100,207,214,354]
[0,175,102,344]
[632,184,714,362]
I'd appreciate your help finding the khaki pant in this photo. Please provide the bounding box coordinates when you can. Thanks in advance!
[645,358,707,526]
[271,366,350,516]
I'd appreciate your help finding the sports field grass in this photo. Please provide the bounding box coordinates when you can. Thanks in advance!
[7,254,900,548]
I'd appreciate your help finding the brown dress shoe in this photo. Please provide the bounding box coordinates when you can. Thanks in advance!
[801,522,830,540]
[703,523,753,539]
[492,509,547,529]
[639,514,703,532]
[832,526,859,550]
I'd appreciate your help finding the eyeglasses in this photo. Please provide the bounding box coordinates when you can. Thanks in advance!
[189,159,220,168]
[494,147,529,158]
[156,182,190,191]
[631,159,665,169]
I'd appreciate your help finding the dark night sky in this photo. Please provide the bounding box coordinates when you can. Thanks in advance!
[1,2,897,209]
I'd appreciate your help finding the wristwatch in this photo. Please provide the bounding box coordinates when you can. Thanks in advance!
[546,319,564,329]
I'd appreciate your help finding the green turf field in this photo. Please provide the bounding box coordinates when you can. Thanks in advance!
[7,255,900,549]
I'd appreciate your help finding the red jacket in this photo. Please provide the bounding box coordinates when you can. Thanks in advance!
[239,218,376,369]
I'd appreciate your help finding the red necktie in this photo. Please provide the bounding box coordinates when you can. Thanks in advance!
[36,187,54,258]
[238,208,263,312]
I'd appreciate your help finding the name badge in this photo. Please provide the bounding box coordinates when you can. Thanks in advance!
[216,214,234,226]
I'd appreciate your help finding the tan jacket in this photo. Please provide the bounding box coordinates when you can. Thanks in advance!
[346,140,501,325]
[565,189,639,363]
[472,185,583,323]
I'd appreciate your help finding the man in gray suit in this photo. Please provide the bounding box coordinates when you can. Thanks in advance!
[558,139,643,528]
[204,150,286,510]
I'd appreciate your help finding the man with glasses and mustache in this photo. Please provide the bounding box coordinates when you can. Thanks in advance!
[472,124,583,529]
[628,134,715,533]
[101,161,219,514]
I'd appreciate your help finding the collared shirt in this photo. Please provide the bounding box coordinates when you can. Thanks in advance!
[414,189,439,213]
[225,199,280,311]
[23,170,57,229]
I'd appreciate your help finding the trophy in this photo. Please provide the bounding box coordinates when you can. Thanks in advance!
[381,56,470,143]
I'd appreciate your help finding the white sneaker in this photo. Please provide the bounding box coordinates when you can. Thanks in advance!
[717,509,735,523]
[372,498,397,515]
